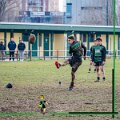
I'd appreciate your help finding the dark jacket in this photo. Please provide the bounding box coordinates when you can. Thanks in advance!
[8,41,16,51]
[18,42,26,51]
[0,43,5,51]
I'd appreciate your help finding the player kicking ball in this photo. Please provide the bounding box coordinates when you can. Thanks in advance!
[55,35,86,91]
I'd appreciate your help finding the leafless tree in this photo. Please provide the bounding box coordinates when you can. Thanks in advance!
[0,0,20,22]
[96,0,113,26]
[107,0,113,25]
[0,0,6,21]
[74,0,114,25]
[93,0,113,25]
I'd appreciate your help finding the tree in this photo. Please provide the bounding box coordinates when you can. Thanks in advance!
[0,0,6,21]
[0,0,20,22]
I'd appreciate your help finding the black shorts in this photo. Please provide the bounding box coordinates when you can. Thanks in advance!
[94,62,104,66]
[68,57,82,72]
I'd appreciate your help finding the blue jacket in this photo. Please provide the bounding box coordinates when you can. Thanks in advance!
[8,41,16,50]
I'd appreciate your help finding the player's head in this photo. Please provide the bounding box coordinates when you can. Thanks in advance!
[11,38,14,41]
[40,95,44,100]
[96,37,102,45]
[68,35,75,44]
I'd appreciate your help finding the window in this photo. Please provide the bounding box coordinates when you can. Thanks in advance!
[66,3,72,17]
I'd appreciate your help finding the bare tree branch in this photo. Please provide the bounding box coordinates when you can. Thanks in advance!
[0,0,20,22]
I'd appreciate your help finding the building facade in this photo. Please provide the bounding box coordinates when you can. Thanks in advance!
[18,0,64,23]
[65,0,72,24]
[0,23,120,58]
[0,0,65,24]
[65,0,113,25]
[49,0,59,12]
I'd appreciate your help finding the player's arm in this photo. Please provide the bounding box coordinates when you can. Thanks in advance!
[69,46,72,55]
[91,47,95,63]
[102,46,106,64]
[90,46,93,60]
[38,103,42,108]
[45,101,48,105]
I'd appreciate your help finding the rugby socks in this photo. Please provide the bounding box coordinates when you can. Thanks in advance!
[94,77,100,82]
[97,77,100,81]
[103,77,105,81]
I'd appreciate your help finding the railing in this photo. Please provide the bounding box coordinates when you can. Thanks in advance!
[0,50,120,61]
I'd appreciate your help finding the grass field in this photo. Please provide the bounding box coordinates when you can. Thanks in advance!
[0,59,120,120]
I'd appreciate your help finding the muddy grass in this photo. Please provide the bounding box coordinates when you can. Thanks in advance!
[0,60,120,120]
[0,83,120,120]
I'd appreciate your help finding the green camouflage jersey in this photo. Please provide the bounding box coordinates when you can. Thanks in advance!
[92,45,106,63]
[69,41,86,61]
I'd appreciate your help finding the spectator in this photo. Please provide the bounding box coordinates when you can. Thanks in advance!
[8,38,16,61]
[18,40,26,61]
[0,41,5,61]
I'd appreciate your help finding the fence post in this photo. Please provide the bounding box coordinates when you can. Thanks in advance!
[29,50,32,61]
[44,50,45,60]
[51,50,52,60]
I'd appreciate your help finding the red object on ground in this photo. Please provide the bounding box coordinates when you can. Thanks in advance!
[55,61,60,69]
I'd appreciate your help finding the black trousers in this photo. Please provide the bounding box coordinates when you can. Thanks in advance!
[9,51,15,61]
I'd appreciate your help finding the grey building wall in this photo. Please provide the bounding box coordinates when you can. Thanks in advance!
[70,0,112,25]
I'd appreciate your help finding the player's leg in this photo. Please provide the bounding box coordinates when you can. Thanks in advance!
[12,52,15,61]
[95,66,100,82]
[69,62,82,90]
[55,59,70,69]
[94,63,100,82]
[94,66,96,72]
[100,64,105,80]
[9,51,12,61]
[88,60,92,73]
[43,108,46,114]
[61,59,70,66]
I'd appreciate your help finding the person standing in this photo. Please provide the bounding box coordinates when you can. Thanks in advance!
[55,35,86,90]
[92,37,106,82]
[88,39,97,73]
[18,40,26,61]
[0,41,5,61]
[8,38,16,61]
